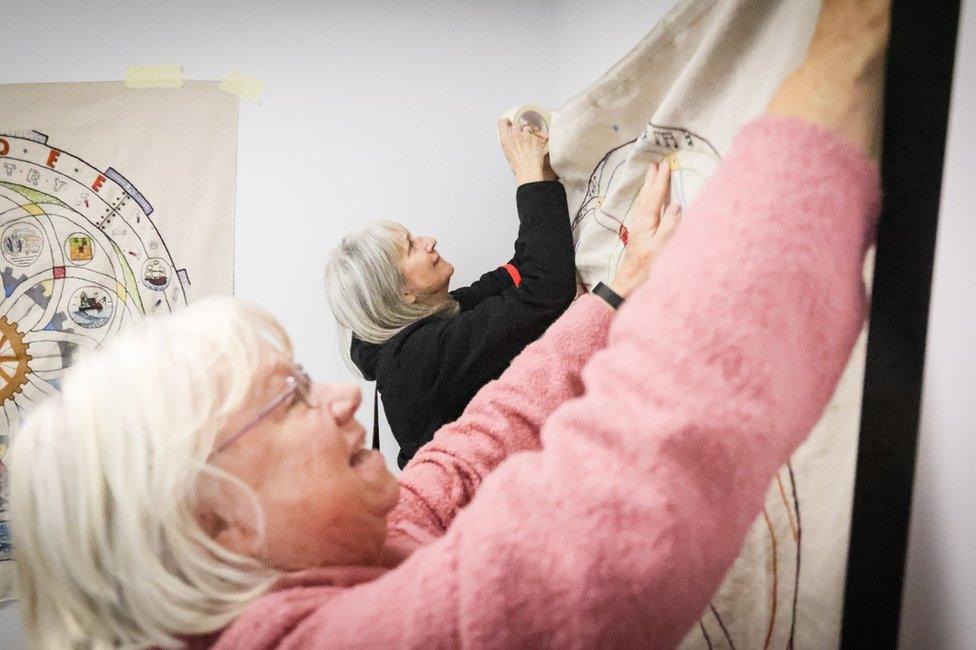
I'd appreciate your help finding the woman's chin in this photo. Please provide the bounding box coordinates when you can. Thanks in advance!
[357,452,400,512]
[440,268,455,294]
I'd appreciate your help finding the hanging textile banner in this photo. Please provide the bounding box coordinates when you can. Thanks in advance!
[0,81,237,600]
[550,1,876,647]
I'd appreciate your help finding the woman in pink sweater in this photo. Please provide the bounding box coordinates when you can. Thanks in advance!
[8,0,888,646]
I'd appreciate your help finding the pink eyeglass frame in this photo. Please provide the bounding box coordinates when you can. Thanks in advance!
[207,365,314,460]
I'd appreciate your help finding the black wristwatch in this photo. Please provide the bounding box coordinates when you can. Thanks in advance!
[592,282,624,310]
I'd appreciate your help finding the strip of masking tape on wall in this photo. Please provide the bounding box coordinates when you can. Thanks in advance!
[218,71,265,104]
[124,65,184,89]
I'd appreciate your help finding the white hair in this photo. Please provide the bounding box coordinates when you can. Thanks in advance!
[324,221,459,353]
[8,297,289,648]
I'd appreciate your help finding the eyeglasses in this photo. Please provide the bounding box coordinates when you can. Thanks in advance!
[208,365,316,460]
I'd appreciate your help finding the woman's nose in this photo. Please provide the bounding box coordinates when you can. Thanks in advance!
[326,383,361,424]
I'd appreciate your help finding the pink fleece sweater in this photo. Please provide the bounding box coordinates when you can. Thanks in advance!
[212,117,879,648]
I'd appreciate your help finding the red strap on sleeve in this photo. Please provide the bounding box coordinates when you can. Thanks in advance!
[501,263,522,287]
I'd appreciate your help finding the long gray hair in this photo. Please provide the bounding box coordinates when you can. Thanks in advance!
[9,298,285,648]
[324,221,459,347]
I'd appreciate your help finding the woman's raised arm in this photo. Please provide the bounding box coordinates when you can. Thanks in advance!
[449,119,573,312]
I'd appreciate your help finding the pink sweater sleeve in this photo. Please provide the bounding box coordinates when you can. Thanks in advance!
[247,117,880,648]
[390,293,615,537]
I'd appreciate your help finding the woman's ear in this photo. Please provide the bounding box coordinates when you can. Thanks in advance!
[403,291,417,304]
[215,522,261,557]
[196,475,262,558]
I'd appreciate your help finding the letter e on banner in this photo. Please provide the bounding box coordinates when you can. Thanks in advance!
[0,138,8,157]
[91,174,107,192]
[46,150,60,168]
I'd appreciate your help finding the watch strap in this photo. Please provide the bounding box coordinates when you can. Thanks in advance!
[592,281,624,310]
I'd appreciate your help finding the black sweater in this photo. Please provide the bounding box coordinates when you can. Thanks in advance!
[350,181,576,468]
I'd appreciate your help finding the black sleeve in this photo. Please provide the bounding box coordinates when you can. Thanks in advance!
[505,181,577,306]
[450,267,514,312]
[449,180,576,311]
[398,181,577,432]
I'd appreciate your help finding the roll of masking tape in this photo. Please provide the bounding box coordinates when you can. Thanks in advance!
[501,104,552,137]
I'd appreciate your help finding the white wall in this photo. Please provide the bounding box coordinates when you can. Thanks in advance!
[548,0,674,102]
[898,0,976,647]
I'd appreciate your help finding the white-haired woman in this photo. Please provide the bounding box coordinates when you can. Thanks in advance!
[325,121,579,468]
[9,1,887,645]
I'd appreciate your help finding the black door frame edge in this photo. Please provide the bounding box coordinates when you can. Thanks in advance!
[840,1,963,647]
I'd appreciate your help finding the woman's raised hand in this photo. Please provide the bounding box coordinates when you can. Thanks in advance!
[498,118,553,186]
[610,161,682,298]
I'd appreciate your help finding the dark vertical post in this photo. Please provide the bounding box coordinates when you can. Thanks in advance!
[841,1,962,647]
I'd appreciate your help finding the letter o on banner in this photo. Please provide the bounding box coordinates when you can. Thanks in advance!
[0,138,9,157]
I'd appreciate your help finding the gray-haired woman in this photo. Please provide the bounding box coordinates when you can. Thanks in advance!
[325,120,580,468]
